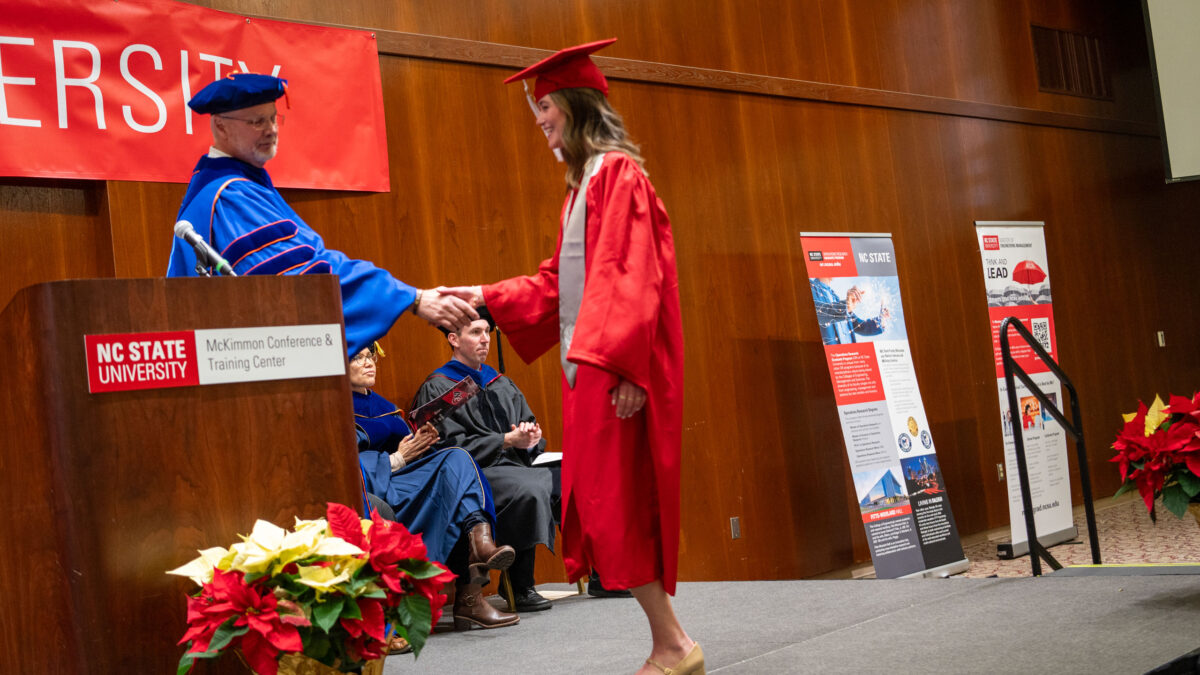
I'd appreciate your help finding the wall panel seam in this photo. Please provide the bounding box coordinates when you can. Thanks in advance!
[375,32,1154,137]
[251,14,1155,138]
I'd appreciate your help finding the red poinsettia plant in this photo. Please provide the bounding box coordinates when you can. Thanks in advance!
[1111,392,1200,521]
[168,503,455,675]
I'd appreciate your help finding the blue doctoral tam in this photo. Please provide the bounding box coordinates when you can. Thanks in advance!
[188,73,287,115]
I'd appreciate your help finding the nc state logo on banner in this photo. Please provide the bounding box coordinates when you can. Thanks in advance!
[801,236,858,277]
[85,330,199,393]
[0,0,389,191]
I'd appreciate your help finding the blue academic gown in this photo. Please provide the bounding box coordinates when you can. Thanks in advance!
[810,278,885,345]
[353,390,495,563]
[167,154,416,357]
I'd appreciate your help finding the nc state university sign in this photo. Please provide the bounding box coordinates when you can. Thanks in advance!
[0,0,389,191]
[84,324,346,393]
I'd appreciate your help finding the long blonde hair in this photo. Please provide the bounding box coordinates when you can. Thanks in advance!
[549,88,645,188]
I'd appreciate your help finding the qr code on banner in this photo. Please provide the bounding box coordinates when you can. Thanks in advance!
[1030,317,1051,352]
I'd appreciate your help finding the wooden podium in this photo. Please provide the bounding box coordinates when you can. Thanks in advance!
[0,277,364,674]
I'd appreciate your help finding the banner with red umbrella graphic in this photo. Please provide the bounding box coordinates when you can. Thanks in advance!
[1012,260,1047,285]
[974,221,1073,554]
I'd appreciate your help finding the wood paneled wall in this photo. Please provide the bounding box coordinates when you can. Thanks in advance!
[3,0,1199,581]
[0,180,112,308]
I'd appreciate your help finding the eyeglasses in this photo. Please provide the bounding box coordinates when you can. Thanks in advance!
[218,113,284,131]
[350,352,377,365]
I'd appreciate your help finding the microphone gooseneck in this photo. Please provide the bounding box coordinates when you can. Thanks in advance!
[174,220,237,277]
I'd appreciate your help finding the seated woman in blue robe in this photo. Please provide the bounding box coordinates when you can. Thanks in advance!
[350,342,520,630]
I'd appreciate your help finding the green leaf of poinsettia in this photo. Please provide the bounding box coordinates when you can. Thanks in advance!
[1114,481,1136,498]
[341,597,362,621]
[204,616,250,655]
[313,596,345,633]
[177,647,203,675]
[1162,483,1190,519]
[1178,471,1200,498]
[305,633,331,661]
[177,650,202,675]
[402,559,451,580]
[176,617,249,674]
[344,573,371,594]
[395,597,414,626]
[400,593,433,657]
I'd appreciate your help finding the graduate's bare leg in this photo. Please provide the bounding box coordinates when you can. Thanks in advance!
[631,579,697,674]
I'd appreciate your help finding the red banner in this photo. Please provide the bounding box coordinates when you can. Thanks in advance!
[0,0,389,191]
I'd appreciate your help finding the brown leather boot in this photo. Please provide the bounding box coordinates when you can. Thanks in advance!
[468,523,516,571]
[453,582,520,631]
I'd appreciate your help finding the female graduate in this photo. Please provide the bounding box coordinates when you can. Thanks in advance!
[443,39,700,675]
[350,342,519,631]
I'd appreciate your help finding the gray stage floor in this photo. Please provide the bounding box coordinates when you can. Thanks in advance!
[385,576,1200,674]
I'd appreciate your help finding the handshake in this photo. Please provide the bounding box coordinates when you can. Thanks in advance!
[412,285,486,332]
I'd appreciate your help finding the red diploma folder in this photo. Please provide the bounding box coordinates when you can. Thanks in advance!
[408,376,480,429]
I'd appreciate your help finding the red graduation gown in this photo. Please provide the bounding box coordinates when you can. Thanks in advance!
[483,152,684,594]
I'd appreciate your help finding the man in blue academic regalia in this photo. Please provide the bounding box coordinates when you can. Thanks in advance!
[167,73,475,353]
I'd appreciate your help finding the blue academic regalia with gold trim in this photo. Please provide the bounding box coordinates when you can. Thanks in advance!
[353,389,495,563]
[167,155,415,357]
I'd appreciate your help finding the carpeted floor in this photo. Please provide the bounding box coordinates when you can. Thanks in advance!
[959,495,1200,578]
[386,575,1200,674]
[383,495,1200,674]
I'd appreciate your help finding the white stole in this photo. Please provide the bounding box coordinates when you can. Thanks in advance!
[558,153,607,388]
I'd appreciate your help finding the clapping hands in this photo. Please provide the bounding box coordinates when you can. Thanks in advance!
[505,421,543,450]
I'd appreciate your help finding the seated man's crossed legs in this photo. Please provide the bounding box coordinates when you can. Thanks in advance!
[485,465,560,612]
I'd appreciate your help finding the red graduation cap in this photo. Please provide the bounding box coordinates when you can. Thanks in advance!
[504,38,617,100]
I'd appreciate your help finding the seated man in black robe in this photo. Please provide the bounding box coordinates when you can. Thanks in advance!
[412,313,560,612]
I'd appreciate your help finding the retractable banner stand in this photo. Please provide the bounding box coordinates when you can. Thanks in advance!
[974,222,1075,557]
[801,233,968,578]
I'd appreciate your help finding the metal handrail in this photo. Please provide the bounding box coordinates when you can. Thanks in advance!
[999,317,1101,576]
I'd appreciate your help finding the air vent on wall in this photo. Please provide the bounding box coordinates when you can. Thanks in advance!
[1031,25,1111,100]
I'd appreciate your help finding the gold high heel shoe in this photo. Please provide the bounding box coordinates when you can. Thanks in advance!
[646,642,705,675]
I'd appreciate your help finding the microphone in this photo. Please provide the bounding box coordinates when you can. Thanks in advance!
[174,220,236,277]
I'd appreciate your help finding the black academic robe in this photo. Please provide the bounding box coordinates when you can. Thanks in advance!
[413,360,556,553]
